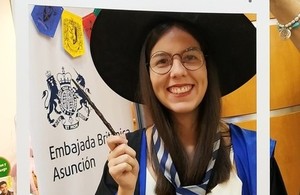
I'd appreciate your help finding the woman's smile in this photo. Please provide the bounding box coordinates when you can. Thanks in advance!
[167,84,193,95]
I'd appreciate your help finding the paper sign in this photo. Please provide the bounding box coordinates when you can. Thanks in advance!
[93,9,101,16]
[0,157,10,177]
[31,5,63,38]
[82,12,96,41]
[61,10,85,58]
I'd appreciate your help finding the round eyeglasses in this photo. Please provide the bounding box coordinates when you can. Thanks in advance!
[149,47,205,75]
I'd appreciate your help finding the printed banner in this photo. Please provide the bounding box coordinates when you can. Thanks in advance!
[29,6,134,195]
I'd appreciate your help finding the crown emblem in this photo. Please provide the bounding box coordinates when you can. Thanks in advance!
[57,67,72,86]
[45,71,52,78]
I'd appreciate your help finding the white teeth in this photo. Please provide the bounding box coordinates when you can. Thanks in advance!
[169,85,192,94]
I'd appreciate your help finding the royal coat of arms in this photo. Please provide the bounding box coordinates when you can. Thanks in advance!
[42,67,91,130]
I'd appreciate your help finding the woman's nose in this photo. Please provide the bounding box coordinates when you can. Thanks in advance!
[169,57,187,77]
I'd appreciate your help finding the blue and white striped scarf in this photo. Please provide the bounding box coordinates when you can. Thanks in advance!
[152,126,220,195]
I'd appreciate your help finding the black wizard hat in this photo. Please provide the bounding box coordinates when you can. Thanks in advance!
[90,9,256,103]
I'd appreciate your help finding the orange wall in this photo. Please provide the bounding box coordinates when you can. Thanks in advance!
[221,16,300,195]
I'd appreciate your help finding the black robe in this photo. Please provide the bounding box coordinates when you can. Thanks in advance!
[95,129,287,195]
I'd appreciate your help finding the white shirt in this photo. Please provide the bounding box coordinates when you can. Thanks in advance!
[145,148,242,195]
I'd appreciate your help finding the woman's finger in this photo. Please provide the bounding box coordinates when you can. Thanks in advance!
[108,155,139,177]
[108,153,136,168]
[107,135,128,151]
[108,143,136,161]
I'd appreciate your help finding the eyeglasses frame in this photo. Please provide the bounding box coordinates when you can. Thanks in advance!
[147,47,206,75]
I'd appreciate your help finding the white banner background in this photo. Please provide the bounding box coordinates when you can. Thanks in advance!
[29,6,134,194]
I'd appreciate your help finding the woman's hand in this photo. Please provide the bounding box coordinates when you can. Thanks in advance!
[107,135,139,194]
[270,0,299,22]
[270,0,300,50]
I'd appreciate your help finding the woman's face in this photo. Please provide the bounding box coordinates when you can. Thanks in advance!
[149,26,208,115]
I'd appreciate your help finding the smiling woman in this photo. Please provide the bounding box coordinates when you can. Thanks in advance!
[89,9,287,195]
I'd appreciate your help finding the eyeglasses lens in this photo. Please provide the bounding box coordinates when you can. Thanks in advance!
[149,48,204,74]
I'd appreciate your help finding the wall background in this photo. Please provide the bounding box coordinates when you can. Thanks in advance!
[0,0,17,189]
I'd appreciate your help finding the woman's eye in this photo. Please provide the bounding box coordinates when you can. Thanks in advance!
[157,58,169,65]
[184,54,197,61]
[153,57,170,67]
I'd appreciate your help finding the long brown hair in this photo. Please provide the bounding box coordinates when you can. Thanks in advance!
[138,21,231,194]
